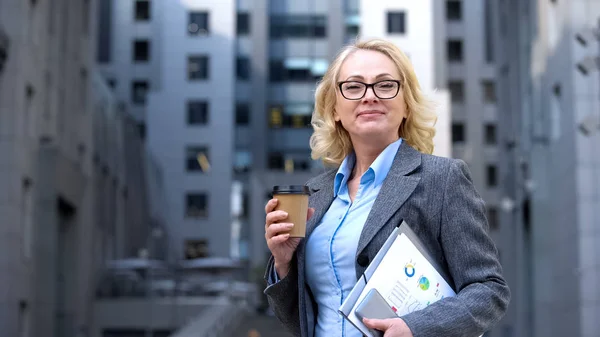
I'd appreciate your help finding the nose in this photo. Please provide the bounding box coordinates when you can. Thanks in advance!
[362,85,378,102]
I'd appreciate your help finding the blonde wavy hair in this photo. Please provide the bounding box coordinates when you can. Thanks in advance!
[310,38,438,166]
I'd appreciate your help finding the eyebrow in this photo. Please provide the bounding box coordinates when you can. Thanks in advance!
[344,73,395,81]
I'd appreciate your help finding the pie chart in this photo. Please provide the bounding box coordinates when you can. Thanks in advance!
[418,276,430,291]
[404,263,415,277]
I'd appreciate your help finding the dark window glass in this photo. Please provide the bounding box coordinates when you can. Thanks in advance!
[448,40,463,62]
[452,123,465,143]
[485,123,497,145]
[387,12,406,34]
[184,239,208,259]
[135,0,150,21]
[131,80,149,104]
[188,12,209,35]
[269,15,327,38]
[187,101,209,125]
[188,56,209,80]
[449,81,465,102]
[236,57,251,80]
[486,165,498,187]
[446,1,462,21]
[236,103,250,126]
[185,193,208,218]
[236,12,250,35]
[186,146,210,173]
[268,152,284,170]
[133,40,149,62]
[482,80,497,103]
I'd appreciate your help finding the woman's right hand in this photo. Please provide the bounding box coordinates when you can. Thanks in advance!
[264,198,314,279]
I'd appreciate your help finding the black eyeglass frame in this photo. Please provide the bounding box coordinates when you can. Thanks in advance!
[337,79,402,100]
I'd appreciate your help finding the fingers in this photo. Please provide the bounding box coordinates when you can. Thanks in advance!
[307,207,315,220]
[264,198,278,214]
[265,210,289,228]
[362,317,391,331]
[265,222,294,239]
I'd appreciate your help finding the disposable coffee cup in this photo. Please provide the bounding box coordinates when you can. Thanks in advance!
[272,185,310,238]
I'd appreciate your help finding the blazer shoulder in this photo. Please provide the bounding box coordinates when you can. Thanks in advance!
[419,153,465,172]
[305,167,337,190]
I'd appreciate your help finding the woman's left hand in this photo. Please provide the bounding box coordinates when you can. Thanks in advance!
[362,317,414,337]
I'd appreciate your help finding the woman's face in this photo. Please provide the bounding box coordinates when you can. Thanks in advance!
[334,49,407,145]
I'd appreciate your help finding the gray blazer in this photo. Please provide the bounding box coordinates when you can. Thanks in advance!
[264,141,510,337]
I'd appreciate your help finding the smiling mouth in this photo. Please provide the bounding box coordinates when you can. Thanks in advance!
[357,110,385,117]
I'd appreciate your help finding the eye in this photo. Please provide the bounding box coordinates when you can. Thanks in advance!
[376,81,397,89]
[343,82,364,91]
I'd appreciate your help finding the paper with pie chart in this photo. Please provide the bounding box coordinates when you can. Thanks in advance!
[352,232,456,318]
[339,223,457,337]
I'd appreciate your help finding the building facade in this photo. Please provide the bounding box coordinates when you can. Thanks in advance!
[0,0,154,336]
[358,0,451,158]
[495,0,600,336]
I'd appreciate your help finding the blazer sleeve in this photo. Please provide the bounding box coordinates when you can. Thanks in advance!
[263,254,302,336]
[400,159,511,337]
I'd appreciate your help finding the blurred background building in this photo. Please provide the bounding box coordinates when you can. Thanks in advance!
[494,0,600,336]
[1,0,599,336]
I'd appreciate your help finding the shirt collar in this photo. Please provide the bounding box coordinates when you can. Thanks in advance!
[333,138,403,197]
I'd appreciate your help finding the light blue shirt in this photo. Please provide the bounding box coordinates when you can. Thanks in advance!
[304,138,402,337]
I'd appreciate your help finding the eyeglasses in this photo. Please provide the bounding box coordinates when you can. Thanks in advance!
[337,80,401,100]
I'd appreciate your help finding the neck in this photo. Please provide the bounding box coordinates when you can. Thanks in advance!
[350,136,399,179]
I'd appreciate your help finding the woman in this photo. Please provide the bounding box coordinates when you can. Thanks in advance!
[263,38,510,337]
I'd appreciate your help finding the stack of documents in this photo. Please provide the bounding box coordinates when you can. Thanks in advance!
[339,221,456,337]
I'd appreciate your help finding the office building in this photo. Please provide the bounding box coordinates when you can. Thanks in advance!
[494,0,600,336]
[0,0,155,335]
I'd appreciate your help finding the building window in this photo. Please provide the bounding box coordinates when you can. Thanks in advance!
[484,0,494,63]
[268,152,312,172]
[137,122,146,140]
[452,123,465,143]
[237,12,250,35]
[482,80,497,103]
[447,40,463,62]
[270,15,326,38]
[186,193,208,218]
[268,152,284,170]
[236,57,251,80]
[133,40,149,62]
[448,80,465,103]
[234,150,252,173]
[486,165,498,187]
[269,59,328,82]
[188,12,209,35]
[487,207,499,231]
[188,56,209,80]
[131,80,149,105]
[184,239,208,259]
[186,146,210,173]
[268,103,312,128]
[187,101,209,125]
[269,106,283,128]
[236,103,250,126]
[387,12,406,34]
[446,1,462,21]
[134,0,150,21]
[485,123,497,145]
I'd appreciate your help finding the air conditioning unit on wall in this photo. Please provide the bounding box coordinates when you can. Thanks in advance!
[0,26,8,74]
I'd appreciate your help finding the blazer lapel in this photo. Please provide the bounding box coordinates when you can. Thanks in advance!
[304,169,336,239]
[296,168,336,267]
[356,141,422,255]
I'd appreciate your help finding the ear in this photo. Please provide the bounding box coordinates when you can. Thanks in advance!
[333,110,340,122]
